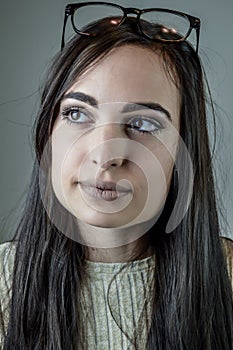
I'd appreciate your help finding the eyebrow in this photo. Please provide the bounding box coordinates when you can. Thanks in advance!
[62,91,172,120]
[121,102,171,120]
[63,92,98,106]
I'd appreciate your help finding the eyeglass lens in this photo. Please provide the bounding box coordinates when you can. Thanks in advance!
[140,11,190,40]
[72,4,124,32]
[72,4,191,41]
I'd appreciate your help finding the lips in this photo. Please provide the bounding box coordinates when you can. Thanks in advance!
[78,180,132,201]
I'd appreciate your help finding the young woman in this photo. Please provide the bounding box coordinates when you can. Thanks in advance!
[0,3,232,349]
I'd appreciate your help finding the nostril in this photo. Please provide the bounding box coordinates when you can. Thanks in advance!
[92,158,125,168]
[109,158,125,167]
[102,159,119,168]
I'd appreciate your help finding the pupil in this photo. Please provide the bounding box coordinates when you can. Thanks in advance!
[71,111,80,120]
[135,119,143,128]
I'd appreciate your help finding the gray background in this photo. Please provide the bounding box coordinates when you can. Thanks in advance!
[0,0,232,242]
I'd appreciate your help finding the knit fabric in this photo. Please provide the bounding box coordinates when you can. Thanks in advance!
[80,255,155,349]
[0,237,232,349]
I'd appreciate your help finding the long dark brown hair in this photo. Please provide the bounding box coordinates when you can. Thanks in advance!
[1,17,232,349]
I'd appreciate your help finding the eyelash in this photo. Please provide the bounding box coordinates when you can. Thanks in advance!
[126,116,164,135]
[60,106,165,135]
[60,106,93,125]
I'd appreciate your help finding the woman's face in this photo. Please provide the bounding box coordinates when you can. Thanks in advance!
[51,45,180,230]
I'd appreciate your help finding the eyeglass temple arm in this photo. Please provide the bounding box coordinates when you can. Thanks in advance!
[61,7,72,50]
[193,18,201,53]
[195,26,200,53]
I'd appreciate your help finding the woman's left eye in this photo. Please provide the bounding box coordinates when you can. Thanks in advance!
[127,117,164,135]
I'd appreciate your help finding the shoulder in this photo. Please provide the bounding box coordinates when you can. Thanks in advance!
[0,241,17,262]
[0,241,16,277]
[0,241,17,344]
[0,241,16,303]
[220,236,233,288]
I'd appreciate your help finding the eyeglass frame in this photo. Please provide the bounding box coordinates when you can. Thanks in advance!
[61,1,201,52]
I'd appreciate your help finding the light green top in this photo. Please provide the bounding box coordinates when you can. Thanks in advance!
[0,242,15,348]
[0,238,233,349]
[80,255,155,349]
[0,242,155,349]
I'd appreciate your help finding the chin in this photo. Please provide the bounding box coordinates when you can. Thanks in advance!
[84,217,124,228]
[78,211,133,229]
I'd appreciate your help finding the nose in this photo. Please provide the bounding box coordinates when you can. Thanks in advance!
[92,156,124,169]
[89,123,128,170]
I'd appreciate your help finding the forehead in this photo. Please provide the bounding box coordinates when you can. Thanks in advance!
[65,45,180,122]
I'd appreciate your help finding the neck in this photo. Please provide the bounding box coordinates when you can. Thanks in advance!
[77,220,154,262]
[87,234,152,263]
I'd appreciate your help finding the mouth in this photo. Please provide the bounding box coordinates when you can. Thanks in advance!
[77,180,132,202]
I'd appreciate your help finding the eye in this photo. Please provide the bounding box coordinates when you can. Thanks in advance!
[127,116,164,135]
[60,106,93,125]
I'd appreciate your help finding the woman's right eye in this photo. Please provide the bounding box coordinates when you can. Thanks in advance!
[61,107,92,125]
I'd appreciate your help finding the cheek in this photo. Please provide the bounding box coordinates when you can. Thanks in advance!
[51,130,86,202]
[156,146,176,186]
[144,135,179,185]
